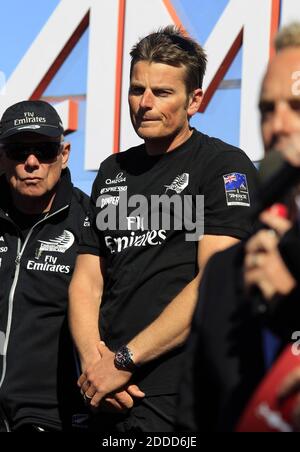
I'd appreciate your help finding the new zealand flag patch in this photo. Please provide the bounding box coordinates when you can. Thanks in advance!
[223,172,250,207]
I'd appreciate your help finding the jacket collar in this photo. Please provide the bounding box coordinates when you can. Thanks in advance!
[48,168,73,213]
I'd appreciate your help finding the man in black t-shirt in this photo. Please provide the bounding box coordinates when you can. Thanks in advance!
[69,26,258,432]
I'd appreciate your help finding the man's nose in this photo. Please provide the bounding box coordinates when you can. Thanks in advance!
[24,153,40,168]
[139,90,154,109]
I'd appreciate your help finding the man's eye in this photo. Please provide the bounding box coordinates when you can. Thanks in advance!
[259,102,274,115]
[259,102,274,120]
[154,90,171,97]
[289,100,300,113]
[129,87,144,95]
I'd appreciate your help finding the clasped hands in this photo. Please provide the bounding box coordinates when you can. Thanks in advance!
[78,341,144,412]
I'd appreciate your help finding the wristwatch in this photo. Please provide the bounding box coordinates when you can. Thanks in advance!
[114,345,137,372]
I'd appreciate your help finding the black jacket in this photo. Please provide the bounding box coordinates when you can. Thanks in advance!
[177,243,265,432]
[178,235,300,432]
[0,169,89,431]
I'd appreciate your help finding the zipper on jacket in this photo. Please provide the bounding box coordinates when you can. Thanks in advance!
[0,236,21,392]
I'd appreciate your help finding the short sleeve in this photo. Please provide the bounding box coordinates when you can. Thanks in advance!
[201,149,258,239]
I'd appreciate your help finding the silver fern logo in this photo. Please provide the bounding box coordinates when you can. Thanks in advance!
[37,230,75,254]
[164,173,189,194]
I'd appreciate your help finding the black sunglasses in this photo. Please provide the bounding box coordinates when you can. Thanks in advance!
[1,142,63,162]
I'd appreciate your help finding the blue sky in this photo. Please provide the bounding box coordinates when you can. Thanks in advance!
[0,0,245,195]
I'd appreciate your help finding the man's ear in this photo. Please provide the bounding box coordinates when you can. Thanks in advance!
[61,142,70,169]
[187,88,203,117]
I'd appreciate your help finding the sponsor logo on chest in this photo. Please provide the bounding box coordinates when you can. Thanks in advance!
[105,172,126,185]
[164,173,189,194]
[37,230,74,254]
[27,230,75,274]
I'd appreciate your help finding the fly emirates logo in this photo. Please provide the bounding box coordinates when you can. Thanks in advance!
[14,111,46,126]
[104,216,167,254]
[27,254,71,274]
[26,230,75,274]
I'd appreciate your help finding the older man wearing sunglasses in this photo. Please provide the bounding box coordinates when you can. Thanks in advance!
[0,100,90,431]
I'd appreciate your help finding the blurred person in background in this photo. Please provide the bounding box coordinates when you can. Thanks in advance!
[178,22,300,432]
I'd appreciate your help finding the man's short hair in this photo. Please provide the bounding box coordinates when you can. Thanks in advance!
[129,25,207,93]
[275,22,300,51]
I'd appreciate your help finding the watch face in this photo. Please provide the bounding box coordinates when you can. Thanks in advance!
[114,345,136,371]
[115,349,127,366]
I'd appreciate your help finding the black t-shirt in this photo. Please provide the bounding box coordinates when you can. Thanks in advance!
[79,129,258,395]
